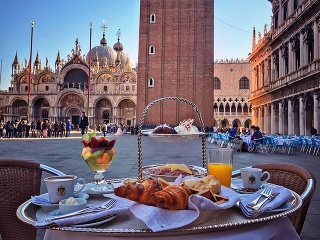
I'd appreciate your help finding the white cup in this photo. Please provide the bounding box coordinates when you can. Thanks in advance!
[240,168,271,189]
[44,175,86,204]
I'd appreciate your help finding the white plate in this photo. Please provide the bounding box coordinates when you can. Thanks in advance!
[141,130,206,142]
[47,205,116,227]
[80,182,122,195]
[32,192,89,210]
[237,193,295,213]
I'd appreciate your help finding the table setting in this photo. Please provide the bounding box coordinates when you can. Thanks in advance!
[16,98,303,239]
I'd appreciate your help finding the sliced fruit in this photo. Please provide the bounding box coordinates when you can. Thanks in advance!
[90,137,101,149]
[107,139,116,148]
[82,140,90,147]
[100,138,109,147]
[92,149,103,159]
[88,132,97,142]
[83,151,93,161]
[82,133,90,142]
[81,147,92,156]
[101,153,111,164]
[95,157,102,164]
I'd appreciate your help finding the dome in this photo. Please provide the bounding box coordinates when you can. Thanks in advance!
[113,41,124,52]
[86,45,117,66]
[118,52,132,69]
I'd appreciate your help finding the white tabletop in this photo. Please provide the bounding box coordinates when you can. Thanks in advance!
[44,217,299,240]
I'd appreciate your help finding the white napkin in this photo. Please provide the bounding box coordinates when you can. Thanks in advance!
[128,186,239,232]
[31,196,51,205]
[34,200,130,228]
[239,186,292,218]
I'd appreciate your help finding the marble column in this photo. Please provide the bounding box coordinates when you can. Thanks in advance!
[299,96,305,135]
[313,93,319,133]
[287,98,294,135]
[288,41,293,73]
[299,32,304,67]
[313,20,319,60]
[279,101,284,135]
[270,103,275,134]
[263,105,268,134]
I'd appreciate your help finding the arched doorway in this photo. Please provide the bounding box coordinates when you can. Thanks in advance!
[66,107,81,128]
[95,98,112,125]
[33,97,50,121]
[118,99,136,126]
[12,99,28,120]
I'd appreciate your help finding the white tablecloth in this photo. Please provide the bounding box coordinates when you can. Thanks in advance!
[241,136,251,145]
[44,217,300,240]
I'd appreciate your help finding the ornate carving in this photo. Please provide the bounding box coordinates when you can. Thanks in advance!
[61,94,84,107]
[290,35,300,51]
[280,43,288,58]
[120,73,136,84]
[270,0,279,13]
[272,51,279,64]
[97,73,114,83]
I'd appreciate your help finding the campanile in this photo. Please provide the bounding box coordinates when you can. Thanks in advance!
[137,0,214,127]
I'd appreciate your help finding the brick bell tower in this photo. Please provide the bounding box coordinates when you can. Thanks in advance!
[137,0,214,127]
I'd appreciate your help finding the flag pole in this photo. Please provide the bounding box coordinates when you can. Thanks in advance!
[87,22,92,117]
[27,21,34,123]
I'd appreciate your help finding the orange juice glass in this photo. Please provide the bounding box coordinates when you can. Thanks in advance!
[207,148,233,187]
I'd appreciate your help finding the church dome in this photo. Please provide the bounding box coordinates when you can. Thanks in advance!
[86,45,117,67]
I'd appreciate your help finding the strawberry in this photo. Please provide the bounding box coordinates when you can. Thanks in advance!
[82,140,90,147]
[107,139,116,148]
[100,138,109,148]
[90,137,101,149]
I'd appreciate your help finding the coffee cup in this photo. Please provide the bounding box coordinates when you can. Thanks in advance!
[44,175,86,204]
[240,168,270,189]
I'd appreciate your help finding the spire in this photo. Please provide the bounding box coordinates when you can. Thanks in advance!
[34,51,40,66]
[252,27,256,48]
[12,51,19,67]
[55,50,61,65]
[100,20,107,46]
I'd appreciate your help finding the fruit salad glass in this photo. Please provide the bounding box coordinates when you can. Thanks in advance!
[81,133,116,191]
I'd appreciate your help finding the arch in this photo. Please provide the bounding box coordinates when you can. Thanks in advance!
[239,77,250,89]
[12,99,28,117]
[94,98,113,126]
[244,119,252,128]
[150,13,156,23]
[232,119,241,127]
[149,45,155,55]
[117,98,137,126]
[213,77,221,89]
[148,77,154,87]
[59,93,85,108]
[56,89,87,107]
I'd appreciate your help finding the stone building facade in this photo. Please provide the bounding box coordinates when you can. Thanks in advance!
[0,30,137,127]
[248,0,320,135]
[214,59,252,130]
[137,0,214,127]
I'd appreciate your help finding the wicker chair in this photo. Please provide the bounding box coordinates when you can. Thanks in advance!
[233,163,316,235]
[0,159,65,240]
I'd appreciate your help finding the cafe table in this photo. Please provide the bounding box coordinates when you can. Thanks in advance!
[17,186,302,240]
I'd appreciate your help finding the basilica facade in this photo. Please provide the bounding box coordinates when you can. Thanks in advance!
[0,31,137,128]
[248,0,320,135]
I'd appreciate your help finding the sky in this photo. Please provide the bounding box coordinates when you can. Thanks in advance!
[0,0,272,90]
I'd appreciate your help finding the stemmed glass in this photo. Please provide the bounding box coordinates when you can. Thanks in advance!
[85,147,116,190]
[81,133,116,191]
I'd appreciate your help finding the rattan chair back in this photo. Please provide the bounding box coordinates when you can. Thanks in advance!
[252,163,316,235]
[0,159,64,240]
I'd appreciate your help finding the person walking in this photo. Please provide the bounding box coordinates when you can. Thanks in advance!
[66,119,71,137]
[79,112,89,136]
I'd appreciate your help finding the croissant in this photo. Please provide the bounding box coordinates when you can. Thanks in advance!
[151,185,191,210]
[114,178,161,205]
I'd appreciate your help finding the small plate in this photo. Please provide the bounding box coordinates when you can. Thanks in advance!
[141,130,206,142]
[47,205,116,227]
[32,192,89,210]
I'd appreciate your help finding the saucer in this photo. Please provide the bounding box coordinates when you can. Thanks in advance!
[231,178,264,194]
[32,192,89,210]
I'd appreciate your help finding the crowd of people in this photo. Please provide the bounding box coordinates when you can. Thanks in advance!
[0,119,72,138]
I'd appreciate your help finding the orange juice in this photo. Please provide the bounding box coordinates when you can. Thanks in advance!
[208,163,232,187]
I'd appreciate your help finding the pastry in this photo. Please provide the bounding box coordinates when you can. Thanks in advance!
[114,178,162,205]
[151,185,191,210]
[152,124,177,134]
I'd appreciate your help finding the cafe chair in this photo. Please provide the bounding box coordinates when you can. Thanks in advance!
[233,163,316,235]
[0,159,65,240]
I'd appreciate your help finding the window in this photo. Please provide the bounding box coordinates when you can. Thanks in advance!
[283,2,288,21]
[149,45,155,55]
[274,13,279,29]
[104,86,108,92]
[213,77,221,89]
[102,110,109,120]
[42,110,48,119]
[150,13,156,23]
[148,77,154,88]
[293,0,298,10]
[25,86,28,91]
[126,86,130,91]
[45,86,49,91]
[239,77,250,89]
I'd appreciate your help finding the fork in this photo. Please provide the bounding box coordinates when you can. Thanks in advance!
[251,189,273,211]
[246,186,270,208]
[45,198,117,222]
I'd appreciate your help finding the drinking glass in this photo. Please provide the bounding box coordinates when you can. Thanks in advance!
[207,147,233,187]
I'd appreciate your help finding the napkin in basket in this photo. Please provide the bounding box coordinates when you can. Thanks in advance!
[34,198,131,228]
[239,186,292,218]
